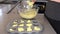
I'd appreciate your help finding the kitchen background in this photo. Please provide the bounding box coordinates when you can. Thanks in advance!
[0,0,47,14]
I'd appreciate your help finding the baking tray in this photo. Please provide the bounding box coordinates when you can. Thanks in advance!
[6,19,43,34]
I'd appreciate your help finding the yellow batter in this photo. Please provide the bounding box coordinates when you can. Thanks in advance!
[20,20,24,23]
[27,0,34,7]
[12,24,18,27]
[18,27,24,32]
[26,23,32,26]
[19,24,24,26]
[27,27,32,32]
[13,22,17,24]
[34,26,40,31]
[27,20,31,23]
[19,9,37,19]
[9,29,14,32]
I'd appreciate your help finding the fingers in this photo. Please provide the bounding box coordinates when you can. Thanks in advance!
[32,0,36,2]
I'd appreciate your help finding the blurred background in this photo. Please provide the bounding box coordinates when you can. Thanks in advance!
[0,0,47,14]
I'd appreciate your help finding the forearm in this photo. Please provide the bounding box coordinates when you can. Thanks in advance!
[50,0,60,3]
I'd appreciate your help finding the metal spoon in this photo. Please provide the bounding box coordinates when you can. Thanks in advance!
[7,1,21,14]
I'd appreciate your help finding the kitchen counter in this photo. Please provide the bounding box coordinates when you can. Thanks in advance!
[0,4,56,34]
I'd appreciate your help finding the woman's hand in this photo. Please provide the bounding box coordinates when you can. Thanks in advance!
[51,0,60,3]
[32,0,36,2]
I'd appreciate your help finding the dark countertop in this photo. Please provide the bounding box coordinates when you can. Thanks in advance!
[0,4,56,34]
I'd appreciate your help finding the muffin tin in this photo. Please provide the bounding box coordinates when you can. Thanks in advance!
[7,19,43,34]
